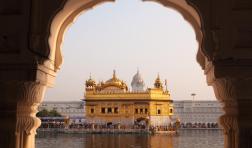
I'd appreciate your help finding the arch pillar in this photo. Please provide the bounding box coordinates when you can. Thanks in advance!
[208,67,252,148]
[219,100,239,148]
[0,82,47,148]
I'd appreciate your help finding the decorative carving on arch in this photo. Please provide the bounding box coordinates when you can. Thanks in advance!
[0,81,47,148]
[48,0,207,72]
[14,82,46,135]
[29,0,68,61]
[211,78,237,102]
[219,115,239,148]
[145,0,205,65]
[49,0,114,72]
[210,77,252,102]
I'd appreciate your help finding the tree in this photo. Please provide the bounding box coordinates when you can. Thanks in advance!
[36,109,62,117]
[36,109,49,117]
[49,109,62,117]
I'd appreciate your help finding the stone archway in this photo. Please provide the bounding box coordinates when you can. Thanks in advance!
[48,0,205,71]
[1,0,252,148]
[45,1,252,147]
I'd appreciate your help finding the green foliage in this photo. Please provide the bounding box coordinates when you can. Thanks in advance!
[36,109,49,117]
[37,109,62,117]
[49,109,62,117]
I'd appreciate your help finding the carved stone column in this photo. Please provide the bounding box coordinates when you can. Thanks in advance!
[219,100,239,148]
[0,81,46,148]
[211,78,252,148]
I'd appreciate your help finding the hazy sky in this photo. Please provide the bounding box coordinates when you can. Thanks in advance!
[45,0,216,101]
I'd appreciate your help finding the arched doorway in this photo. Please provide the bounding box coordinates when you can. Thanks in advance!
[2,1,209,148]
[135,117,149,128]
[1,0,252,148]
[44,1,252,147]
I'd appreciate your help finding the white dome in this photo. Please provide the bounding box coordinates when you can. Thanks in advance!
[131,70,145,91]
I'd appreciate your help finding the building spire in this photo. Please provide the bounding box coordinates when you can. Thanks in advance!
[154,73,163,89]
[113,69,116,79]
[165,79,168,91]
[89,73,92,79]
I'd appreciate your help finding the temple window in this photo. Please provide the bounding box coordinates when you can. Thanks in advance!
[114,107,118,114]
[101,108,105,113]
[157,109,161,114]
[170,109,173,113]
[135,108,138,114]
[140,108,143,114]
[91,108,94,114]
[108,107,112,113]
[145,108,148,114]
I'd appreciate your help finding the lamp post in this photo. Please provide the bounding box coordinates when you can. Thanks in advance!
[191,93,196,101]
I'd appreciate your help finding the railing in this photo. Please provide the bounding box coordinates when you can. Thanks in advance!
[37,128,151,134]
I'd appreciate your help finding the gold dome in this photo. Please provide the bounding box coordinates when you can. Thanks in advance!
[100,70,128,90]
[154,73,163,89]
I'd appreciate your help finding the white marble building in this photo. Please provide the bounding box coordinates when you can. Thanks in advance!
[39,101,86,123]
[173,100,224,125]
[39,100,223,125]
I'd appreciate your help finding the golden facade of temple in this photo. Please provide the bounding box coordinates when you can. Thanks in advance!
[84,70,173,126]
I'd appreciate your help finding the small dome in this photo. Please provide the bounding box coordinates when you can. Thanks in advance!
[85,75,96,88]
[131,70,145,91]
[154,73,163,89]
[101,70,128,90]
[105,70,121,84]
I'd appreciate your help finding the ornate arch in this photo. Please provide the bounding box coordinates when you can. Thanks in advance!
[48,0,205,71]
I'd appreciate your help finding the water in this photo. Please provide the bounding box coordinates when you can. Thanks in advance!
[36,130,224,148]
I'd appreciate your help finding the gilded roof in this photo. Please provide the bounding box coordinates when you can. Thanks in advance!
[97,70,128,91]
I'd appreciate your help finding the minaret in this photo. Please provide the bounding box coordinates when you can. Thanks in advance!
[154,73,163,89]
[85,73,96,90]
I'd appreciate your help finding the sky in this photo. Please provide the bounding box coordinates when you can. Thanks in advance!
[44,0,216,101]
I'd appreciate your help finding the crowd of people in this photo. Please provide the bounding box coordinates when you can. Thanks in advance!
[39,118,220,130]
[180,122,219,128]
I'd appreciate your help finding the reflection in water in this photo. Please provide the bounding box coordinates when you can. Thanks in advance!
[36,130,223,148]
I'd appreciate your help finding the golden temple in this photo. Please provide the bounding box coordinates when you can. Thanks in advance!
[84,70,174,127]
